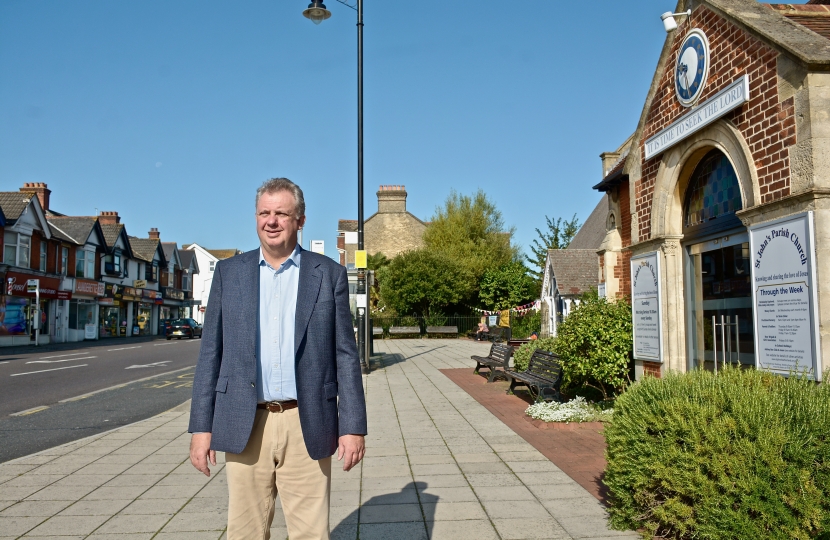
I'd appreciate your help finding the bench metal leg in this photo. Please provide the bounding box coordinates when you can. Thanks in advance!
[486,368,499,383]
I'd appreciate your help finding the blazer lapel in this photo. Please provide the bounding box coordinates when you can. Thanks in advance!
[242,249,260,357]
[294,254,322,356]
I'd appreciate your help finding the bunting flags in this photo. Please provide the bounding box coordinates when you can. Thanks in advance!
[466,300,541,316]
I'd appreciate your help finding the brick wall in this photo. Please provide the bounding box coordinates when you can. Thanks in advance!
[637,6,795,240]
[616,179,632,300]
[643,361,662,378]
[46,241,57,274]
[31,234,42,270]
[337,235,346,266]
[67,246,76,277]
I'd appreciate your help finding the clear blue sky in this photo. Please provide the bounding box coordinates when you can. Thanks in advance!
[0,1,780,259]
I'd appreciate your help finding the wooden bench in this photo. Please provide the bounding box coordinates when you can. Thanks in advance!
[372,327,384,337]
[472,343,513,382]
[506,349,563,402]
[487,327,505,343]
[426,326,458,338]
[388,326,421,337]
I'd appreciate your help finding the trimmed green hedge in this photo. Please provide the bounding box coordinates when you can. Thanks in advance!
[513,337,555,372]
[604,367,830,539]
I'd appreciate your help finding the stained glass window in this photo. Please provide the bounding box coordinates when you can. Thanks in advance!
[684,150,742,229]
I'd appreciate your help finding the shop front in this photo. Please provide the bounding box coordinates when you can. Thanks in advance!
[160,287,186,327]
[595,2,830,381]
[99,284,128,338]
[137,289,162,336]
[69,279,105,341]
[1,270,70,347]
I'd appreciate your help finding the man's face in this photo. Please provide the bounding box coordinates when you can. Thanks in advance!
[255,190,306,254]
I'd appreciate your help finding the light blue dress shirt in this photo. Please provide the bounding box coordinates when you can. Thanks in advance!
[256,245,301,402]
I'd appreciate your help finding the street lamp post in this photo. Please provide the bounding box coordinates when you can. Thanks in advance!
[303,0,369,374]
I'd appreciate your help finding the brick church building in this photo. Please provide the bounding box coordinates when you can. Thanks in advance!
[594,0,830,380]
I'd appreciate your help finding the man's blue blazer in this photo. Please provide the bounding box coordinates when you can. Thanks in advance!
[188,248,367,460]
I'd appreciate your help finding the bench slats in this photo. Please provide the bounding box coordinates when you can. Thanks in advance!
[472,343,513,382]
[426,326,458,338]
[507,349,563,402]
[388,326,420,335]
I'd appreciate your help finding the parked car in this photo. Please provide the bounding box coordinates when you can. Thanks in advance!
[166,318,203,340]
[160,319,173,335]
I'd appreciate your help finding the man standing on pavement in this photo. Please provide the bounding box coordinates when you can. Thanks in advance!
[188,177,367,540]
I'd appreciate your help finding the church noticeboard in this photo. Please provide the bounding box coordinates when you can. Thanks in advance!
[750,212,822,380]
[631,252,663,363]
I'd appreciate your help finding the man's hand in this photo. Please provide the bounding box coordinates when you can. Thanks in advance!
[190,433,216,477]
[337,434,365,472]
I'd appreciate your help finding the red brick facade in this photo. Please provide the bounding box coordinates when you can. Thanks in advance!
[636,6,795,240]
[643,361,662,378]
[615,178,632,299]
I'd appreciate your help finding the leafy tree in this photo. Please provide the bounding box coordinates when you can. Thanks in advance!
[367,252,390,271]
[423,190,518,290]
[367,252,390,311]
[525,214,580,281]
[377,249,472,317]
[553,290,632,400]
[478,261,537,310]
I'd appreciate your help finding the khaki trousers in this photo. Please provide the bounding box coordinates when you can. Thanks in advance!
[226,407,331,540]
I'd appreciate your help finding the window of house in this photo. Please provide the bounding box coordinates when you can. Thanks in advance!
[76,249,87,278]
[3,232,32,267]
[40,242,47,272]
[209,261,215,271]
[105,253,122,274]
[168,268,174,287]
[145,261,159,281]
[182,275,189,291]
[86,251,95,278]
[3,232,15,265]
[20,236,30,268]
[61,247,69,275]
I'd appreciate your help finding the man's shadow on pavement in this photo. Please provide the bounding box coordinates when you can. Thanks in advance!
[331,481,438,538]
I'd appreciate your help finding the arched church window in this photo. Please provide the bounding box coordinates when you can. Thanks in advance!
[608,213,616,230]
[684,149,742,231]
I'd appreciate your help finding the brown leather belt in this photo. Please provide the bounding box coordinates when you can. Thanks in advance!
[257,400,298,413]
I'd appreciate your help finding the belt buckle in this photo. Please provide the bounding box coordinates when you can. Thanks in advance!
[267,401,284,413]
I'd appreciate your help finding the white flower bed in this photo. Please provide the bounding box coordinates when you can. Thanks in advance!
[525,396,613,423]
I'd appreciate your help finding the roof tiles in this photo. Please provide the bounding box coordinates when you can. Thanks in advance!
[548,249,600,296]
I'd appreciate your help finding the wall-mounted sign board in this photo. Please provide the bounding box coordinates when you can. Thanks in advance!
[644,75,749,160]
[631,252,663,362]
[749,211,822,380]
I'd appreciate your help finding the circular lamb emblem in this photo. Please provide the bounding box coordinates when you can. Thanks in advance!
[675,29,709,107]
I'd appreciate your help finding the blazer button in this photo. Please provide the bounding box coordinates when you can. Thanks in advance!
[251,382,255,388]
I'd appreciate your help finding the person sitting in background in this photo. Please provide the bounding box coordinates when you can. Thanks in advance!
[476,318,489,341]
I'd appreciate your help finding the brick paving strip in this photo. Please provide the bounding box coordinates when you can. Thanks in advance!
[0,339,637,539]
[439,368,609,503]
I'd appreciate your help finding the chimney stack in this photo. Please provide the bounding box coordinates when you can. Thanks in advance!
[98,211,121,225]
[148,228,160,240]
[19,182,51,212]
[377,184,407,214]
[599,152,622,179]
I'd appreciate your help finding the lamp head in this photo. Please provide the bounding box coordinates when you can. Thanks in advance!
[661,9,691,33]
[661,12,678,32]
[303,1,331,25]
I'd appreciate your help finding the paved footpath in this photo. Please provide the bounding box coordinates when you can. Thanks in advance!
[0,339,637,539]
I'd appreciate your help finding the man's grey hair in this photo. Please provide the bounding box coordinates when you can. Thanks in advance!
[255,178,306,218]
